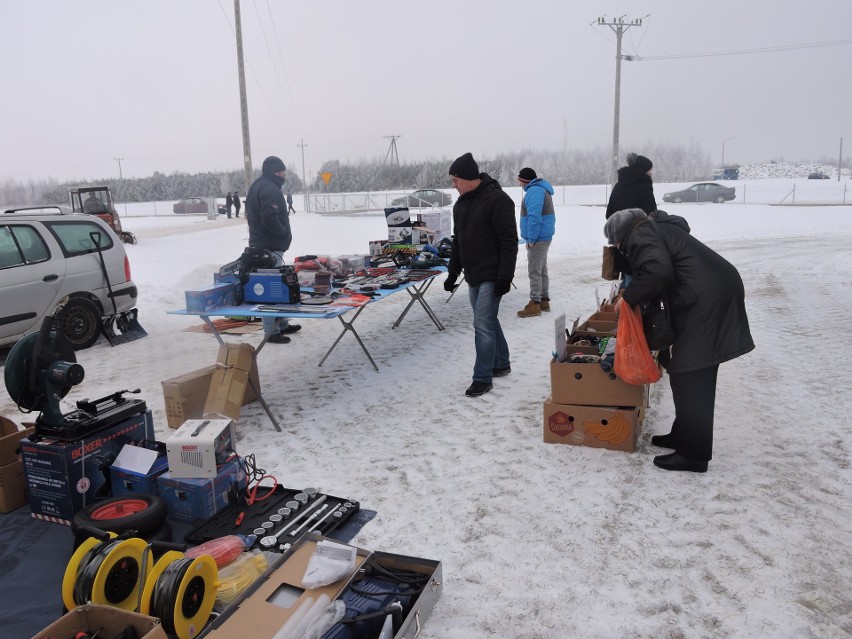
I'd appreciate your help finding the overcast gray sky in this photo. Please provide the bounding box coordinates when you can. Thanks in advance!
[1,0,849,183]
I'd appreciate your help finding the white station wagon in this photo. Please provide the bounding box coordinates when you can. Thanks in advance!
[0,208,140,350]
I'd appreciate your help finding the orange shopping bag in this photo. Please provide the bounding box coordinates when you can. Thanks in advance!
[614,304,662,385]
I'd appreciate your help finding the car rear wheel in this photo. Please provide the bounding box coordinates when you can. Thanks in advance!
[58,296,102,350]
[714,196,726,203]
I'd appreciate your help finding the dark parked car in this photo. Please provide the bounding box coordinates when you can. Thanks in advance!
[390,189,452,208]
[173,197,227,215]
[662,183,736,204]
[808,172,830,180]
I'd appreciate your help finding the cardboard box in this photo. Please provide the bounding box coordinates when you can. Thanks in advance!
[203,343,259,422]
[543,400,642,453]
[161,345,259,429]
[202,533,442,639]
[550,359,645,407]
[0,416,36,512]
[185,281,239,313]
[21,410,154,524]
[157,457,247,524]
[575,319,617,337]
[30,604,168,639]
[588,310,618,323]
[109,447,169,497]
[417,208,452,243]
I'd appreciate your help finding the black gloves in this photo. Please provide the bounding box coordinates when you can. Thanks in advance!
[493,279,511,296]
[444,276,458,292]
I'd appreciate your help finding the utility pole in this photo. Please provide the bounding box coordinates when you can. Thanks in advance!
[721,138,733,169]
[298,139,307,190]
[596,16,642,184]
[384,135,401,167]
[234,0,253,195]
[839,137,844,182]
[113,157,124,180]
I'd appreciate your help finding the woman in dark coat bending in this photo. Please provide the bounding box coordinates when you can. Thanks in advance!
[604,208,755,472]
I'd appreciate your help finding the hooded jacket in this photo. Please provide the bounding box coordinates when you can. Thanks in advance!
[246,171,291,251]
[606,165,657,218]
[520,177,556,243]
[448,173,518,286]
[619,216,754,373]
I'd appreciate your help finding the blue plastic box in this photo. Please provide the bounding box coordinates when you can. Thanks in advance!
[157,458,247,524]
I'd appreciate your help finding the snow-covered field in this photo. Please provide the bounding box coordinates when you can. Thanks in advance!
[2,190,851,637]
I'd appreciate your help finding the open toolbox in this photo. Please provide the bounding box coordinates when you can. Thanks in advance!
[184,485,360,550]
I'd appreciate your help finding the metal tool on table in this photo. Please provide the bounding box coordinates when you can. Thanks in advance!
[258,495,328,550]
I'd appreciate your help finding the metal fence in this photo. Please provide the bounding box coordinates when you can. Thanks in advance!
[303,191,428,215]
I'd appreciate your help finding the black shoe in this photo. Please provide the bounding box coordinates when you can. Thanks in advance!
[492,366,511,378]
[653,452,708,473]
[267,333,291,344]
[465,381,493,397]
[651,433,677,448]
[280,324,302,335]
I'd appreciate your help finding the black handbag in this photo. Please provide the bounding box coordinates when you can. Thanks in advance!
[641,297,676,351]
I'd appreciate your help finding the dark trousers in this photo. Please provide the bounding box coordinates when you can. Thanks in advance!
[668,364,719,462]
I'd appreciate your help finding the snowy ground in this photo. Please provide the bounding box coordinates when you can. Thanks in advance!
[2,193,851,638]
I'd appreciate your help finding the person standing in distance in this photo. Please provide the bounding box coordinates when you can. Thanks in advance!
[225,192,233,219]
[444,152,518,397]
[517,167,555,317]
[286,191,296,215]
[246,156,300,344]
[233,191,241,218]
[605,152,656,219]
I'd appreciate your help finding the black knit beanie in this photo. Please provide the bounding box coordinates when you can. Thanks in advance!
[518,167,537,182]
[448,153,480,180]
[262,156,286,174]
[632,155,653,173]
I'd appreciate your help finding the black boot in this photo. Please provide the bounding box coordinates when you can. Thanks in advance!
[651,433,677,448]
[653,452,707,473]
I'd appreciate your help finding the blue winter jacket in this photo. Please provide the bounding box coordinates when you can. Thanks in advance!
[520,178,556,243]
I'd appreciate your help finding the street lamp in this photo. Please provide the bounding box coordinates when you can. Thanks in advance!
[721,138,734,168]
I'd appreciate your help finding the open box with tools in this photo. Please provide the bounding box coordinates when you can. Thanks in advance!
[185,486,360,550]
[199,532,442,639]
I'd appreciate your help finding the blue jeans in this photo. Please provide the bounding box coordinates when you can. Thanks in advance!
[261,250,290,336]
[468,281,510,383]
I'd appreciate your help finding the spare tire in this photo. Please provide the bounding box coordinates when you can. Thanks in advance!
[72,494,167,539]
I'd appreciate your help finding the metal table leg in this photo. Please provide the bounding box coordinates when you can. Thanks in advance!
[393,277,445,331]
[318,305,379,371]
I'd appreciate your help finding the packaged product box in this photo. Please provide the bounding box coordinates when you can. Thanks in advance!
[109,442,169,497]
[550,358,645,407]
[185,281,239,313]
[543,400,641,453]
[157,457,247,524]
[203,343,260,423]
[20,410,154,524]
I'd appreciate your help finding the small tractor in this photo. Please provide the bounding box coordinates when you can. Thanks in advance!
[69,186,137,244]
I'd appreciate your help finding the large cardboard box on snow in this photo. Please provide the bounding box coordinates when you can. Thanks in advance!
[543,400,642,453]
[161,343,259,429]
[203,343,260,423]
[0,416,35,513]
[550,358,645,408]
[202,532,442,639]
[30,604,167,639]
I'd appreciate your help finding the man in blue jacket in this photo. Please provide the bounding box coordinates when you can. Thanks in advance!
[517,168,555,317]
[246,156,299,343]
[445,153,518,397]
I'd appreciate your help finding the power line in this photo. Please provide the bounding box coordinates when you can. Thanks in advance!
[637,38,852,61]
[384,135,401,167]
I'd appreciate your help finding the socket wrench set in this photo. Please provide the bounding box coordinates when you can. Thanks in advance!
[184,486,360,551]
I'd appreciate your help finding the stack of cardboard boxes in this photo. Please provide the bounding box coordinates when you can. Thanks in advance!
[544,303,650,453]
[0,416,34,513]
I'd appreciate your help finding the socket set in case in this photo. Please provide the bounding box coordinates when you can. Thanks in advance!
[184,485,359,551]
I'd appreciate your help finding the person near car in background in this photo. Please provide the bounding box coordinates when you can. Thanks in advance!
[517,167,555,318]
[604,208,754,473]
[605,153,657,219]
[444,152,518,398]
[246,156,300,344]
[233,191,241,218]
[83,192,107,214]
[286,191,296,215]
[225,192,233,219]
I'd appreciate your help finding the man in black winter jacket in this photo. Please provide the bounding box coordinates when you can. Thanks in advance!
[445,153,518,397]
[246,156,299,343]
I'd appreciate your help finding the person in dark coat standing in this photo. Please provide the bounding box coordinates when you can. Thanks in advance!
[233,192,241,218]
[286,191,295,214]
[604,208,754,472]
[225,192,233,219]
[606,153,657,219]
[246,156,299,343]
[445,152,519,398]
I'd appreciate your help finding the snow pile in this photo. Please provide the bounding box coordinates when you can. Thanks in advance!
[737,161,851,180]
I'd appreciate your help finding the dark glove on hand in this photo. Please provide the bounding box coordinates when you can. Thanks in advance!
[444,276,458,292]
[493,279,511,296]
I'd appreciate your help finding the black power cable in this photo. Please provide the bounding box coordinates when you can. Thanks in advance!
[150,558,193,635]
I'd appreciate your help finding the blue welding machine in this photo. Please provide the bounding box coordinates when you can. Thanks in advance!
[243,268,300,303]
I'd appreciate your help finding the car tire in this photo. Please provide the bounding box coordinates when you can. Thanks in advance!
[714,196,726,203]
[673,196,683,204]
[58,296,102,350]
[71,494,168,542]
